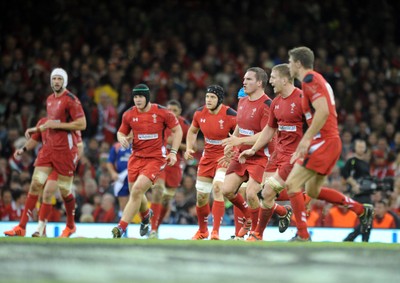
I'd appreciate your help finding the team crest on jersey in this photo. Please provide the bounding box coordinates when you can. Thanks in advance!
[132,117,138,122]
[200,118,206,123]
[290,102,296,113]
[152,114,157,123]
[250,108,257,118]
[219,119,224,129]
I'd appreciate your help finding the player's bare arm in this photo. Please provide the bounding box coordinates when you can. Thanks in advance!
[238,126,276,163]
[184,125,199,160]
[291,96,329,163]
[117,131,131,149]
[166,124,183,166]
[41,116,87,131]
[14,138,39,159]
[25,126,41,138]
[222,131,261,149]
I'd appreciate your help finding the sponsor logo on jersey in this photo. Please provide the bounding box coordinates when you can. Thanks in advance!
[138,133,158,140]
[200,118,206,123]
[305,112,312,120]
[278,125,297,132]
[205,138,222,145]
[239,128,254,136]
[132,117,139,122]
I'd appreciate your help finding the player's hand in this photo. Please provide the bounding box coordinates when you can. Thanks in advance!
[184,149,195,160]
[217,155,230,167]
[222,133,240,148]
[41,120,58,130]
[25,127,37,139]
[13,148,24,159]
[238,148,256,164]
[166,153,177,166]
[119,136,131,149]
[290,138,311,164]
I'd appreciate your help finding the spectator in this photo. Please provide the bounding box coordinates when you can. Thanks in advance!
[93,193,116,223]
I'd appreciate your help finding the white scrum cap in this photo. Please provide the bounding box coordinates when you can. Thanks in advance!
[50,68,68,88]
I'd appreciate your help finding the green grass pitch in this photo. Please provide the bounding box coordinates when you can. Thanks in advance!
[1,237,399,283]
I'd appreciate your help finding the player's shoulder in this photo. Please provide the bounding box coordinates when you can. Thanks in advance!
[303,73,314,83]
[156,104,167,110]
[303,71,323,84]
[65,91,81,103]
[293,87,303,98]
[262,94,273,107]
[223,105,237,116]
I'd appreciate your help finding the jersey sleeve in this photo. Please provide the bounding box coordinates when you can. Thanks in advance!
[118,111,131,135]
[259,104,270,129]
[267,100,278,128]
[164,109,180,129]
[192,111,200,129]
[68,96,85,120]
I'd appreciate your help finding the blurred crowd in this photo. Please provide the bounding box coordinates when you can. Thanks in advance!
[0,0,399,229]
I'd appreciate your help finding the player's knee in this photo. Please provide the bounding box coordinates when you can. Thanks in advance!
[57,178,73,194]
[130,187,142,199]
[152,187,163,201]
[195,180,213,194]
[246,189,258,203]
[30,171,48,194]
[306,188,319,199]
[264,176,285,194]
[212,182,222,195]
[197,191,209,206]
[261,187,276,202]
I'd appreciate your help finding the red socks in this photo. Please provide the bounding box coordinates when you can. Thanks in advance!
[229,194,250,219]
[19,193,39,229]
[39,203,53,222]
[254,206,274,237]
[150,203,162,231]
[211,200,225,232]
[289,191,309,239]
[233,206,244,236]
[62,194,76,229]
[318,187,364,215]
[196,204,210,233]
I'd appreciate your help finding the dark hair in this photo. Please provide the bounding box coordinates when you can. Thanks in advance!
[288,47,314,69]
[167,99,182,109]
[132,83,150,106]
[246,67,269,89]
[206,84,225,108]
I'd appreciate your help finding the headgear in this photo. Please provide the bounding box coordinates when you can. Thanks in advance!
[50,68,68,88]
[237,87,247,99]
[206,85,224,109]
[132,84,151,107]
